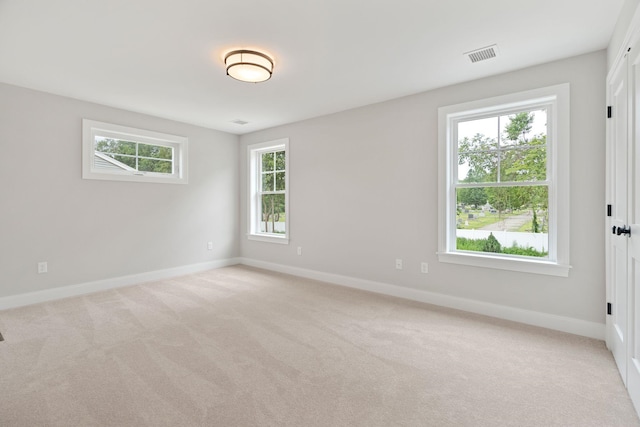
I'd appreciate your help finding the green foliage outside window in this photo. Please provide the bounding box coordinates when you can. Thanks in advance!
[457,111,548,219]
[260,150,286,234]
[95,138,173,174]
[456,111,549,257]
[456,236,547,258]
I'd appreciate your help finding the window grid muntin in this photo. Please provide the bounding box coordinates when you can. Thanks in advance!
[83,119,187,184]
[437,84,570,276]
[454,107,550,187]
[95,137,175,175]
[253,145,287,237]
[259,150,286,194]
[450,105,552,260]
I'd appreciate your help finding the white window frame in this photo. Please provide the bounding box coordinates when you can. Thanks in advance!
[82,119,188,184]
[247,138,289,244]
[437,84,571,277]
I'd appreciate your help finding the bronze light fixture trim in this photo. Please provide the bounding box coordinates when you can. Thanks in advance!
[225,49,274,83]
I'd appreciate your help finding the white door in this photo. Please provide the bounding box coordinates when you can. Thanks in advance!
[626,44,640,411]
[607,42,640,414]
[608,53,629,384]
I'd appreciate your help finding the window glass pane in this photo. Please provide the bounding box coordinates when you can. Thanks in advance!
[94,137,111,152]
[260,194,286,234]
[500,146,546,182]
[457,134,498,153]
[458,110,547,184]
[85,120,187,184]
[262,172,274,191]
[275,150,285,171]
[262,152,275,172]
[248,140,288,240]
[458,117,499,151]
[275,172,285,191]
[499,110,547,147]
[455,185,549,258]
[112,154,136,168]
[138,158,172,173]
[95,138,136,156]
[458,152,499,182]
[138,143,173,160]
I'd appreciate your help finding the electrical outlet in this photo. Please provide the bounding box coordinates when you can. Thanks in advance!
[37,262,48,274]
[297,247,302,256]
[421,262,429,274]
[207,241,213,250]
[395,259,403,270]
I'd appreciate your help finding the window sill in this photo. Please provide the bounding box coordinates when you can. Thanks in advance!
[83,170,188,185]
[437,251,571,277]
[247,233,289,245]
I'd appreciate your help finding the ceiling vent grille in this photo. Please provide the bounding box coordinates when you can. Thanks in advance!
[465,45,499,63]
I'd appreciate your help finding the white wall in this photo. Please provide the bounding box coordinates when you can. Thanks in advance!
[240,51,607,325]
[0,83,239,299]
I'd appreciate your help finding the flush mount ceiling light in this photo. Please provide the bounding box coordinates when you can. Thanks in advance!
[224,49,274,83]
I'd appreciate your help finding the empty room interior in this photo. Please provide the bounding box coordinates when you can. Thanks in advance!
[3,0,640,425]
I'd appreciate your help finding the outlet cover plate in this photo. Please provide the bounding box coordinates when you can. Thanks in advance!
[38,262,48,274]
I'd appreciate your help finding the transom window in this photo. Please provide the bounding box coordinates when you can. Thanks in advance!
[438,84,571,276]
[95,138,173,174]
[248,139,289,243]
[82,119,188,184]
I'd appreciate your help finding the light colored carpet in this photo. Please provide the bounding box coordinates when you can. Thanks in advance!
[0,265,638,426]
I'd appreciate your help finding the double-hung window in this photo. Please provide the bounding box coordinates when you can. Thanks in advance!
[438,84,570,276]
[82,119,188,184]
[248,139,289,243]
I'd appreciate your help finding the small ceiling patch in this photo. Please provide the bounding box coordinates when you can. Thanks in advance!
[231,119,249,125]
[465,44,499,63]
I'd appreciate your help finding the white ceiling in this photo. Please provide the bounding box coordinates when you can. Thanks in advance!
[0,0,624,134]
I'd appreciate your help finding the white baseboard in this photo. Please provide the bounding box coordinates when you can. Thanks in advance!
[0,258,241,310]
[1,256,604,340]
[239,257,605,340]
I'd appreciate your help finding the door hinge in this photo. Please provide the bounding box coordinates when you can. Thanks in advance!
[607,302,612,316]
[607,106,612,118]
[607,204,612,217]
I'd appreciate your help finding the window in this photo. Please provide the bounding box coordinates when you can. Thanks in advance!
[248,139,289,243]
[438,84,570,276]
[82,119,188,184]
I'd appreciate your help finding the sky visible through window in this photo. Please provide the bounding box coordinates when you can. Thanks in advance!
[457,110,547,181]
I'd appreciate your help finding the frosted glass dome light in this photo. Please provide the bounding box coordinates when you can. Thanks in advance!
[225,50,274,83]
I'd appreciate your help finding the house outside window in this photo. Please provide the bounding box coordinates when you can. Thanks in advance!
[248,138,289,244]
[438,84,570,276]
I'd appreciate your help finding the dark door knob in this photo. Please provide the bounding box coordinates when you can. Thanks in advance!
[617,226,632,237]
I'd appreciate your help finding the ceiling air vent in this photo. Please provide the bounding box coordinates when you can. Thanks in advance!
[465,44,499,63]
[231,119,249,125]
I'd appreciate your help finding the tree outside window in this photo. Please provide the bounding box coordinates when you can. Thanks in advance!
[95,138,174,174]
[82,119,187,185]
[455,110,549,258]
[248,138,289,243]
[259,150,286,234]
